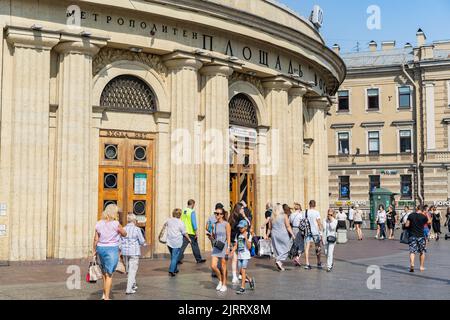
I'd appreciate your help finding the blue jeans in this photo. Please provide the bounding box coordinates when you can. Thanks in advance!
[168,247,181,273]
[380,223,386,239]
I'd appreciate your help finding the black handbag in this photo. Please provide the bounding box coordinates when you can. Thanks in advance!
[327,236,337,243]
[213,239,226,250]
[400,230,410,244]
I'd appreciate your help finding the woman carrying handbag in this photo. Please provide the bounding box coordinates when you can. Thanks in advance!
[211,208,231,292]
[322,209,338,272]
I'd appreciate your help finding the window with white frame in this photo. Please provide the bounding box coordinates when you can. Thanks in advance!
[338,90,350,112]
[399,130,412,153]
[338,132,350,155]
[367,88,380,110]
[398,86,411,109]
[368,131,380,155]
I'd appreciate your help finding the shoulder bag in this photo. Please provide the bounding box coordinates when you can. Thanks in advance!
[158,221,168,244]
[400,229,410,244]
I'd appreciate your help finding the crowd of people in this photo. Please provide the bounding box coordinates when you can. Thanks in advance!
[91,200,450,300]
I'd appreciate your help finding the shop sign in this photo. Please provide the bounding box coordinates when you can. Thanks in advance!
[381,170,398,175]
[335,200,368,206]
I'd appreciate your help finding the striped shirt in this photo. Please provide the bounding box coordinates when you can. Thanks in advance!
[120,223,146,256]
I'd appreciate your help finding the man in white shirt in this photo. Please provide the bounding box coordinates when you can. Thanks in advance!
[304,200,323,270]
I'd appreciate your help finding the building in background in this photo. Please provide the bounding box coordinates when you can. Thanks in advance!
[329,29,450,214]
[0,0,344,262]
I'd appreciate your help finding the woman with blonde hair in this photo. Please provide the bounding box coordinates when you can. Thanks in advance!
[267,203,295,271]
[322,209,338,272]
[93,204,127,300]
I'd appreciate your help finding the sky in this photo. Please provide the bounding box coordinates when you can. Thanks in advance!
[278,0,450,53]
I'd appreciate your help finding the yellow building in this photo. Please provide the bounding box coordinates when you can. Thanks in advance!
[0,0,345,262]
[329,29,450,213]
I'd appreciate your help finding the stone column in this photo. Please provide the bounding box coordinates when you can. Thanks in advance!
[288,87,307,205]
[53,36,106,259]
[154,111,171,254]
[304,97,330,218]
[163,52,203,213]
[199,64,233,249]
[263,79,292,204]
[256,126,269,235]
[1,28,59,261]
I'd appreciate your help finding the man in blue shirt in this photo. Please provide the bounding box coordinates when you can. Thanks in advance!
[178,199,206,264]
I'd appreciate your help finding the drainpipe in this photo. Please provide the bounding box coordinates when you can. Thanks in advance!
[402,64,424,205]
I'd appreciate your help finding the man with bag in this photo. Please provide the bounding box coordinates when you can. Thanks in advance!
[303,200,323,270]
[178,199,207,264]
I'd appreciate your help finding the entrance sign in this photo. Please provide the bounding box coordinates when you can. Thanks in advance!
[229,126,258,145]
[134,173,147,195]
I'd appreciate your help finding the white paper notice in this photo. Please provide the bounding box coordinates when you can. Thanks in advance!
[0,225,6,237]
[0,203,6,216]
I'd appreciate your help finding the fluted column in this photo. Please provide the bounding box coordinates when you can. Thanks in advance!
[53,36,106,259]
[200,64,233,249]
[2,28,59,261]
[163,53,203,212]
[304,97,330,218]
[289,87,307,206]
[263,79,292,204]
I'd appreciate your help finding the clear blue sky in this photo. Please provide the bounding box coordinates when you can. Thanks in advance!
[279,0,450,53]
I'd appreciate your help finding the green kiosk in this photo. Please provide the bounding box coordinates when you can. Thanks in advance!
[369,188,396,230]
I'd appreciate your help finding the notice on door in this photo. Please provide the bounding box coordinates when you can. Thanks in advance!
[134,173,147,195]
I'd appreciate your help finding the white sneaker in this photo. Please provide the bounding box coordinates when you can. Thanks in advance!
[216,282,223,291]
[219,285,228,292]
[238,274,242,280]
[232,277,240,285]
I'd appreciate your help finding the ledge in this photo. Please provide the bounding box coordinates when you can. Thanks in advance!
[361,121,385,128]
[330,123,355,129]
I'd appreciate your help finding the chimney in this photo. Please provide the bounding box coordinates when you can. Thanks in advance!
[416,28,426,47]
[404,42,413,49]
[332,44,340,54]
[369,40,377,52]
[381,41,396,51]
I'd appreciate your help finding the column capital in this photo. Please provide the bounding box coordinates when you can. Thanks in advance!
[289,86,308,97]
[54,34,107,56]
[262,77,292,91]
[200,64,234,77]
[306,97,331,111]
[5,26,60,50]
[163,51,204,71]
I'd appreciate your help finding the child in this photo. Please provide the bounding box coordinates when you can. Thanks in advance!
[120,213,146,294]
[232,220,255,294]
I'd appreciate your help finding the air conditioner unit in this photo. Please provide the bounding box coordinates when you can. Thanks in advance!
[310,5,324,29]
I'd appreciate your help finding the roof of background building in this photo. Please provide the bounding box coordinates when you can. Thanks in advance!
[341,48,414,68]
[434,49,450,60]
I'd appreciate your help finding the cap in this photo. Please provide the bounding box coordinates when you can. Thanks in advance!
[215,203,224,210]
[237,220,248,229]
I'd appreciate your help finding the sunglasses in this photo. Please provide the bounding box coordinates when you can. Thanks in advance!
[214,212,222,215]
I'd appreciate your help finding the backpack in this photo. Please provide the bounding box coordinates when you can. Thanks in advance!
[298,210,311,236]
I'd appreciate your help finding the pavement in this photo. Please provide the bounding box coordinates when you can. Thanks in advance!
[0,229,449,300]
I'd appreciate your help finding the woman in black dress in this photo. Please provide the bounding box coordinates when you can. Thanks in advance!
[386,205,397,240]
[430,206,442,241]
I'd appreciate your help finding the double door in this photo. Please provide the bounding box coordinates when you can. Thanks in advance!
[98,130,155,256]
[229,146,256,228]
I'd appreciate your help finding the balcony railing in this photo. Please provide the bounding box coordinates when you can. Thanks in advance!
[424,151,450,163]
[329,153,415,166]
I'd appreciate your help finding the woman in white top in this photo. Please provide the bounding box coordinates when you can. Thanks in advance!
[353,204,364,240]
[400,206,412,230]
[322,209,338,272]
[376,204,387,240]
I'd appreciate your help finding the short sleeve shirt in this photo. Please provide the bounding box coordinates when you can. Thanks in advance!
[407,213,428,238]
[236,234,252,260]
[167,218,187,249]
[96,220,121,247]
[306,209,321,236]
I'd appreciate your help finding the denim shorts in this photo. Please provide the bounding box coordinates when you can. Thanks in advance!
[238,259,249,270]
[96,246,119,276]
[305,234,321,244]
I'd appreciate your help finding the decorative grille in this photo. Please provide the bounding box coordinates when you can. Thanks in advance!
[100,75,157,113]
[229,93,258,128]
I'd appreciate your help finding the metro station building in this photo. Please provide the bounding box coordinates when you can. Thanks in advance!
[0,0,345,261]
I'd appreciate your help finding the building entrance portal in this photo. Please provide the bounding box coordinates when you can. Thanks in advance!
[98,130,155,257]
[229,93,258,229]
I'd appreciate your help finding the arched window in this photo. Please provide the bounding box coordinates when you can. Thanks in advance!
[100,75,157,113]
[229,93,258,128]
